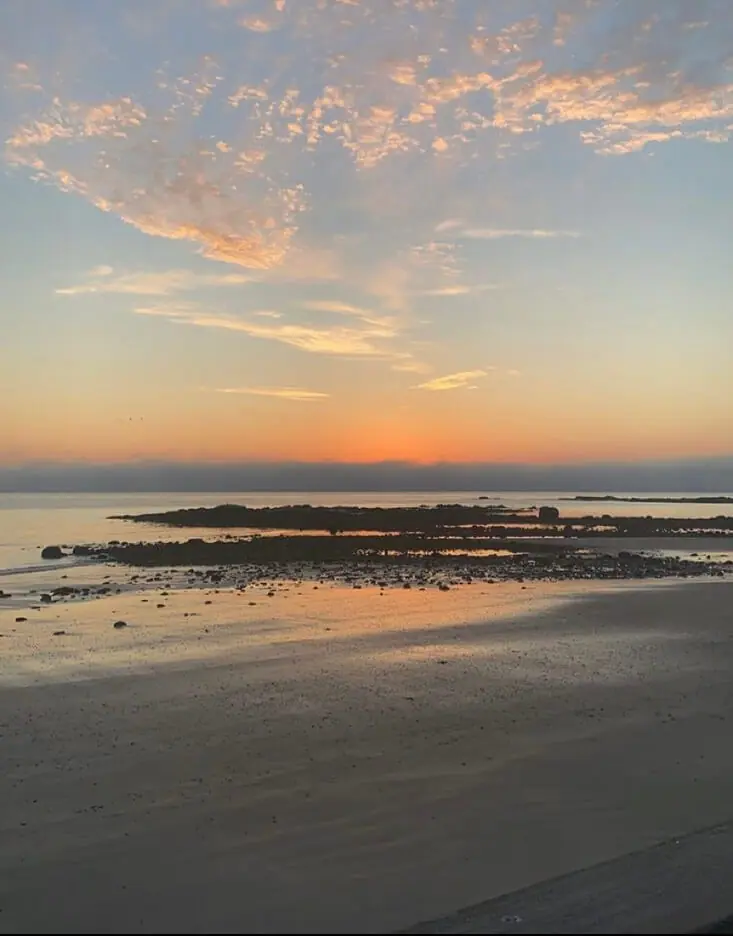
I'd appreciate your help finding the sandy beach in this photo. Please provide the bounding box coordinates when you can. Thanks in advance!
[1,579,733,933]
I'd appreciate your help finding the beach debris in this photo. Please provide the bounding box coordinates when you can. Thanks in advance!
[113,620,128,629]
[15,616,27,623]
[41,545,65,559]
[52,630,66,636]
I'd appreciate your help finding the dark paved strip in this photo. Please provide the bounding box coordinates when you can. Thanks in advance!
[400,822,733,935]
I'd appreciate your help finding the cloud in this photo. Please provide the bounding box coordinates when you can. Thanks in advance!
[4,0,732,336]
[209,386,329,401]
[4,62,305,272]
[56,267,252,297]
[415,369,490,391]
[414,283,499,296]
[460,228,582,240]
[239,17,278,33]
[301,299,395,328]
[434,219,463,233]
[134,303,402,358]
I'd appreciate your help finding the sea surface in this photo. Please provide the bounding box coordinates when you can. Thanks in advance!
[1,490,731,585]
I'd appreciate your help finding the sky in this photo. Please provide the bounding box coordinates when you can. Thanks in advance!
[1,0,732,472]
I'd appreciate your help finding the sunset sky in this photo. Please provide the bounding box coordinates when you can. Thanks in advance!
[2,0,732,467]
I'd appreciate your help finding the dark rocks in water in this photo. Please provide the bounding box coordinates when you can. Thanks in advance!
[40,593,53,603]
[41,545,64,560]
[72,545,94,556]
[108,503,533,534]
[0,590,10,599]
[52,586,76,597]
[538,506,560,522]
[438,583,451,591]
[113,620,128,629]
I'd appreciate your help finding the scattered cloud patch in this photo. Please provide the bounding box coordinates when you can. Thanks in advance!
[460,228,582,240]
[415,369,490,391]
[56,267,252,297]
[210,386,329,402]
[134,303,403,358]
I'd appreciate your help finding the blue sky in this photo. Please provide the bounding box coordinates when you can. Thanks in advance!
[1,0,732,465]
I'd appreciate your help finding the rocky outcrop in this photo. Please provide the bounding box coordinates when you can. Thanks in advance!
[41,545,64,559]
[538,506,560,522]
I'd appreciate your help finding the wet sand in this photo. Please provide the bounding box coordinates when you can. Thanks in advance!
[1,580,733,934]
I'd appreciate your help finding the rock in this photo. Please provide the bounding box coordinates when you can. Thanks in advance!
[53,630,66,637]
[15,616,27,623]
[538,506,560,522]
[72,545,93,556]
[52,586,76,597]
[0,590,10,598]
[41,545,64,560]
[40,593,52,603]
[113,620,128,629]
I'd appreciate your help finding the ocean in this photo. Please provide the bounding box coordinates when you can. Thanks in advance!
[1,490,731,579]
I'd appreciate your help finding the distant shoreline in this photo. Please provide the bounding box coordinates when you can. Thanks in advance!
[562,495,733,504]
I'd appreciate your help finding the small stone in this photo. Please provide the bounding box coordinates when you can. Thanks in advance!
[40,593,52,603]
[16,616,27,623]
[113,620,128,629]
[53,630,66,637]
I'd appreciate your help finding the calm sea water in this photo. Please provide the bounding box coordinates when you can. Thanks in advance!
[1,490,731,578]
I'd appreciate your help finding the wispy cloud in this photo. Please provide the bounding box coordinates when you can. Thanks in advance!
[239,17,279,33]
[301,299,396,328]
[56,267,252,297]
[460,228,582,240]
[210,386,329,402]
[414,283,500,297]
[134,303,402,358]
[415,369,490,391]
